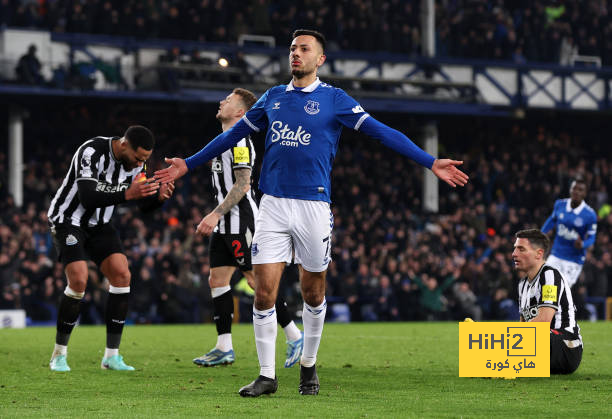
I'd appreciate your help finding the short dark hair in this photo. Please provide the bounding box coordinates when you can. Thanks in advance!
[571,177,587,188]
[292,29,326,53]
[515,229,550,255]
[124,125,155,151]
[232,87,257,110]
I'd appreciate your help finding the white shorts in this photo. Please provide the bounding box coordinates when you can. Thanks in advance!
[251,195,333,273]
[546,254,583,287]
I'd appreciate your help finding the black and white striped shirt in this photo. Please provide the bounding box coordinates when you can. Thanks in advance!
[518,264,582,341]
[210,136,258,234]
[48,137,142,228]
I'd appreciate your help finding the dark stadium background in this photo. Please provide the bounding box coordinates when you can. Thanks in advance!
[1,0,611,328]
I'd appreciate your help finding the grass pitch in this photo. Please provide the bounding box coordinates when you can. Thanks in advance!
[1,322,610,418]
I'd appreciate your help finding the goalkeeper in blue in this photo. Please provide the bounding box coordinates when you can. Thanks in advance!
[156,29,469,397]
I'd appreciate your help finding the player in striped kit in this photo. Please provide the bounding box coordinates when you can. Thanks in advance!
[192,88,303,368]
[47,125,175,371]
[513,229,583,374]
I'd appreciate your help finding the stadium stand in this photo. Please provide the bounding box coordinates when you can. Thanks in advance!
[0,0,612,65]
[1,104,610,324]
[1,0,611,65]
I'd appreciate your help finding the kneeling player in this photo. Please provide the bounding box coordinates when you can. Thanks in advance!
[512,229,583,374]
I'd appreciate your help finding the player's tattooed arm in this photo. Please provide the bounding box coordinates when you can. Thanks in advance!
[214,167,252,216]
[196,168,251,236]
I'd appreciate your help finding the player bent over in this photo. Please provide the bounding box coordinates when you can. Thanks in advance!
[47,126,174,371]
[191,88,303,368]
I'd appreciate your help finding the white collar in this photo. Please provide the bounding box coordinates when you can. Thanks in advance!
[286,77,321,92]
[565,199,585,214]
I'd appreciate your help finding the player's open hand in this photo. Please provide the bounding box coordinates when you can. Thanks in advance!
[196,212,220,236]
[431,159,469,187]
[158,180,175,202]
[154,157,188,184]
[125,176,160,200]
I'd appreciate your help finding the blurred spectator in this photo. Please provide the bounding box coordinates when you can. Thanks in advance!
[15,44,44,85]
[413,273,456,321]
[157,46,181,91]
[375,275,399,321]
[488,288,519,320]
[452,281,482,321]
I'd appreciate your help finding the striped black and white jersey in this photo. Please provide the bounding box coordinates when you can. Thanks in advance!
[210,136,258,234]
[48,136,142,228]
[518,264,582,341]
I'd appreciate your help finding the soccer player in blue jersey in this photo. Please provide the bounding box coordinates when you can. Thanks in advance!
[541,179,597,288]
[155,29,469,397]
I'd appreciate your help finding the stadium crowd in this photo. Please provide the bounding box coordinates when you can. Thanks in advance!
[1,106,610,325]
[1,0,612,65]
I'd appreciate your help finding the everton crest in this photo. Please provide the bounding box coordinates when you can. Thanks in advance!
[304,100,320,115]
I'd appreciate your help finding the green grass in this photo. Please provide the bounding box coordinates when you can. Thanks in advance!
[1,322,611,418]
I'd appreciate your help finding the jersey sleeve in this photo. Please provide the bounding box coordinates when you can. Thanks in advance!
[541,200,559,233]
[242,90,269,133]
[75,145,99,182]
[538,268,561,311]
[232,138,253,170]
[334,88,370,130]
[583,210,598,248]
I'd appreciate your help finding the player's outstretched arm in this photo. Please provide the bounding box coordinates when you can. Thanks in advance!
[154,118,255,183]
[154,158,187,184]
[431,159,469,188]
[541,212,556,233]
[359,117,469,187]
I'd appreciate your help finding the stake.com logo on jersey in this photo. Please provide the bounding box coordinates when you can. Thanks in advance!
[269,120,311,147]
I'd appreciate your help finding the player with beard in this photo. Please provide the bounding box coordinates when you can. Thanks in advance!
[192,88,303,368]
[47,126,174,371]
[156,29,468,396]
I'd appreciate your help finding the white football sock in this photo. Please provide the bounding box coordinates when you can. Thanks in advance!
[51,344,67,359]
[104,348,119,358]
[283,321,302,342]
[211,285,231,299]
[301,299,327,368]
[216,333,233,352]
[253,305,277,379]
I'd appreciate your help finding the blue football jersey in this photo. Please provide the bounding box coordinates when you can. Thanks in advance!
[241,78,370,202]
[541,199,597,264]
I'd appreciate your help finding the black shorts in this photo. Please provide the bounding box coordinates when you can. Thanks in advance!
[550,332,583,374]
[50,223,124,266]
[209,232,252,272]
